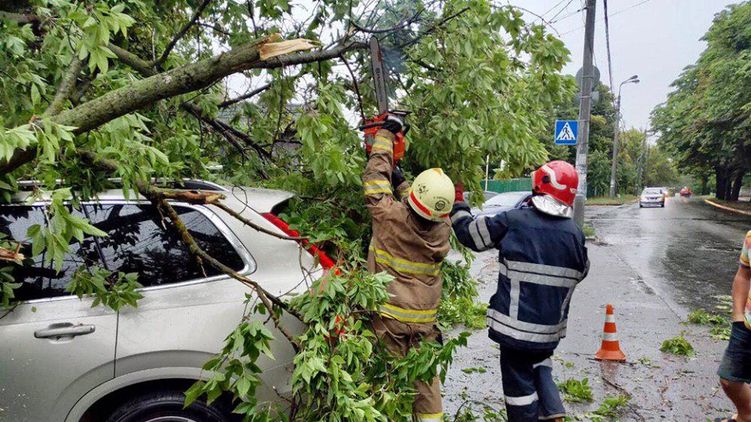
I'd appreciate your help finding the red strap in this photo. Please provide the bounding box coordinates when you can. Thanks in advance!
[261,213,337,271]
[409,191,433,217]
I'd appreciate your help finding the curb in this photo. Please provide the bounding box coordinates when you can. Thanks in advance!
[704,198,751,216]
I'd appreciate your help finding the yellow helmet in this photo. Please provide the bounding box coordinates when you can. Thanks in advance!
[407,168,454,222]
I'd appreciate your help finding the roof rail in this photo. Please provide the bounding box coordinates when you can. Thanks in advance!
[16,178,228,192]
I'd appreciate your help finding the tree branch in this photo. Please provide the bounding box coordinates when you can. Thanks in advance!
[218,83,271,108]
[152,0,213,68]
[1,36,366,174]
[43,56,82,117]
[0,10,39,24]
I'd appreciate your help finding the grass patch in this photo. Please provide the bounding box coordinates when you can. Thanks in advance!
[558,378,593,403]
[687,309,731,341]
[687,309,726,325]
[592,395,630,418]
[461,367,487,374]
[582,224,596,238]
[660,334,694,356]
[587,195,637,206]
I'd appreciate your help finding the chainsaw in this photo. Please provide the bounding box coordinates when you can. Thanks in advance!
[361,36,410,162]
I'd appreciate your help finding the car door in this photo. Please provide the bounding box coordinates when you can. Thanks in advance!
[0,206,117,422]
[85,201,300,403]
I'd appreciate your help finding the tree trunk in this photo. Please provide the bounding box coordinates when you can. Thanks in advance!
[716,166,728,200]
[730,169,746,201]
[700,174,709,195]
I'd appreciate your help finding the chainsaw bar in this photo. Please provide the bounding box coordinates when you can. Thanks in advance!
[369,36,390,115]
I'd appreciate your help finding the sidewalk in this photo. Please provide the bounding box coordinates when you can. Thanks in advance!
[444,244,732,420]
[705,197,751,216]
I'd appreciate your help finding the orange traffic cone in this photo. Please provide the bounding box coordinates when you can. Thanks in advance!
[594,304,626,361]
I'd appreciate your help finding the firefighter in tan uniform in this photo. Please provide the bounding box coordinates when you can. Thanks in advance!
[362,113,454,422]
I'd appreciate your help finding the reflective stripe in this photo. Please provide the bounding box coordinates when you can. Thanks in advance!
[371,137,393,152]
[501,263,579,288]
[505,392,538,406]
[370,246,441,276]
[379,303,437,323]
[605,314,615,323]
[451,210,472,224]
[477,216,492,245]
[487,315,564,343]
[533,358,552,369]
[468,218,493,251]
[503,259,583,279]
[509,278,520,319]
[487,309,567,334]
[416,413,443,422]
[602,332,618,341]
[364,179,393,196]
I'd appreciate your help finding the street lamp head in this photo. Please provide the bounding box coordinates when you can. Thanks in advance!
[632,79,640,84]
[628,74,639,81]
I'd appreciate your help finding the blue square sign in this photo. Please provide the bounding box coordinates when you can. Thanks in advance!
[554,120,578,145]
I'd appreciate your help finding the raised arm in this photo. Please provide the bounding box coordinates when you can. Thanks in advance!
[449,189,509,252]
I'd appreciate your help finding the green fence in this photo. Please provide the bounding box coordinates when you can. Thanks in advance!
[483,178,532,193]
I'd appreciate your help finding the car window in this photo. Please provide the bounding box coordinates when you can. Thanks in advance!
[484,192,528,207]
[85,204,245,288]
[0,206,102,301]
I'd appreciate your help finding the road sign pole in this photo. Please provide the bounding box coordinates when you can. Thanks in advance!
[573,0,597,227]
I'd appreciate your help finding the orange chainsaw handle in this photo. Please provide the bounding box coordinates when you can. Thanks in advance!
[361,112,408,163]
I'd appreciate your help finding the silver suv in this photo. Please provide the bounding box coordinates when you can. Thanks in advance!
[0,181,318,422]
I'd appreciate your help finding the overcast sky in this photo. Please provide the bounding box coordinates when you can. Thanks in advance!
[514,0,738,131]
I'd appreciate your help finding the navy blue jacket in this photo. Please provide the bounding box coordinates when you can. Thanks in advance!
[451,200,589,351]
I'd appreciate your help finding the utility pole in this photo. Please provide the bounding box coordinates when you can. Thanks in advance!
[609,75,640,198]
[573,0,597,227]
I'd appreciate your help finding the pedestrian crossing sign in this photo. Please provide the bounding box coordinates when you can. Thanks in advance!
[554,120,578,145]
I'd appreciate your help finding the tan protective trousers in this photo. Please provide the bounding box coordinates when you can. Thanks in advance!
[372,315,443,422]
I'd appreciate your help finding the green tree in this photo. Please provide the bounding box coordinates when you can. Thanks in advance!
[652,2,751,200]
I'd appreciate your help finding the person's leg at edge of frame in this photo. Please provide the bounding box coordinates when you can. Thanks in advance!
[533,356,566,422]
[717,322,751,422]
[500,347,539,422]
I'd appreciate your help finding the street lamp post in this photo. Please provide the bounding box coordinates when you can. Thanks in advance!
[608,75,640,198]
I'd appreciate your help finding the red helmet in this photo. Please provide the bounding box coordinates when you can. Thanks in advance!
[532,161,579,207]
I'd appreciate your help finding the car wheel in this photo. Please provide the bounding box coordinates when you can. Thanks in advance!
[105,390,230,422]
[639,203,643,208]
[661,203,665,208]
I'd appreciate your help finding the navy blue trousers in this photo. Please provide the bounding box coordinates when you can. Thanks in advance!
[500,347,566,421]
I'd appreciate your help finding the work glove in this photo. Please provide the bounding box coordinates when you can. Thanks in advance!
[381,113,404,134]
[392,166,406,188]
[454,182,465,203]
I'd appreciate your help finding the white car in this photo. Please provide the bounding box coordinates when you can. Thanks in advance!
[0,180,321,422]
[639,187,666,208]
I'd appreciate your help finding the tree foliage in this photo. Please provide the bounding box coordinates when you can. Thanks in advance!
[1,0,573,418]
[652,2,751,200]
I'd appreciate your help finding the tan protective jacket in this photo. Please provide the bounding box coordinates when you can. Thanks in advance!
[364,130,451,325]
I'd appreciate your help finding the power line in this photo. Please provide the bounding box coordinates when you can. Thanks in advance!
[560,0,653,36]
[541,0,570,19]
[548,0,577,23]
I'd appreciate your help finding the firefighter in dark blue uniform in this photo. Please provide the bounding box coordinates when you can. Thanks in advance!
[451,161,589,422]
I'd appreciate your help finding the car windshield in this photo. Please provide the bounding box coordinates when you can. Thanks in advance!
[643,188,662,195]
[484,191,528,207]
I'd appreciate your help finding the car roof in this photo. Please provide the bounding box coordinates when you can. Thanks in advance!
[8,180,295,214]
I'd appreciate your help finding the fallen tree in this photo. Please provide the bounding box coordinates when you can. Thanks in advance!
[0,0,572,419]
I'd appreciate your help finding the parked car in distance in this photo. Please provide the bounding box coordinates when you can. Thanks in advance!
[639,187,666,208]
[0,180,324,422]
[472,191,531,217]
[680,186,693,197]
[462,190,499,204]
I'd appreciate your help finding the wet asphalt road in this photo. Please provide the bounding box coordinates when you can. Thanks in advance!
[588,196,751,314]
[444,196,751,420]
